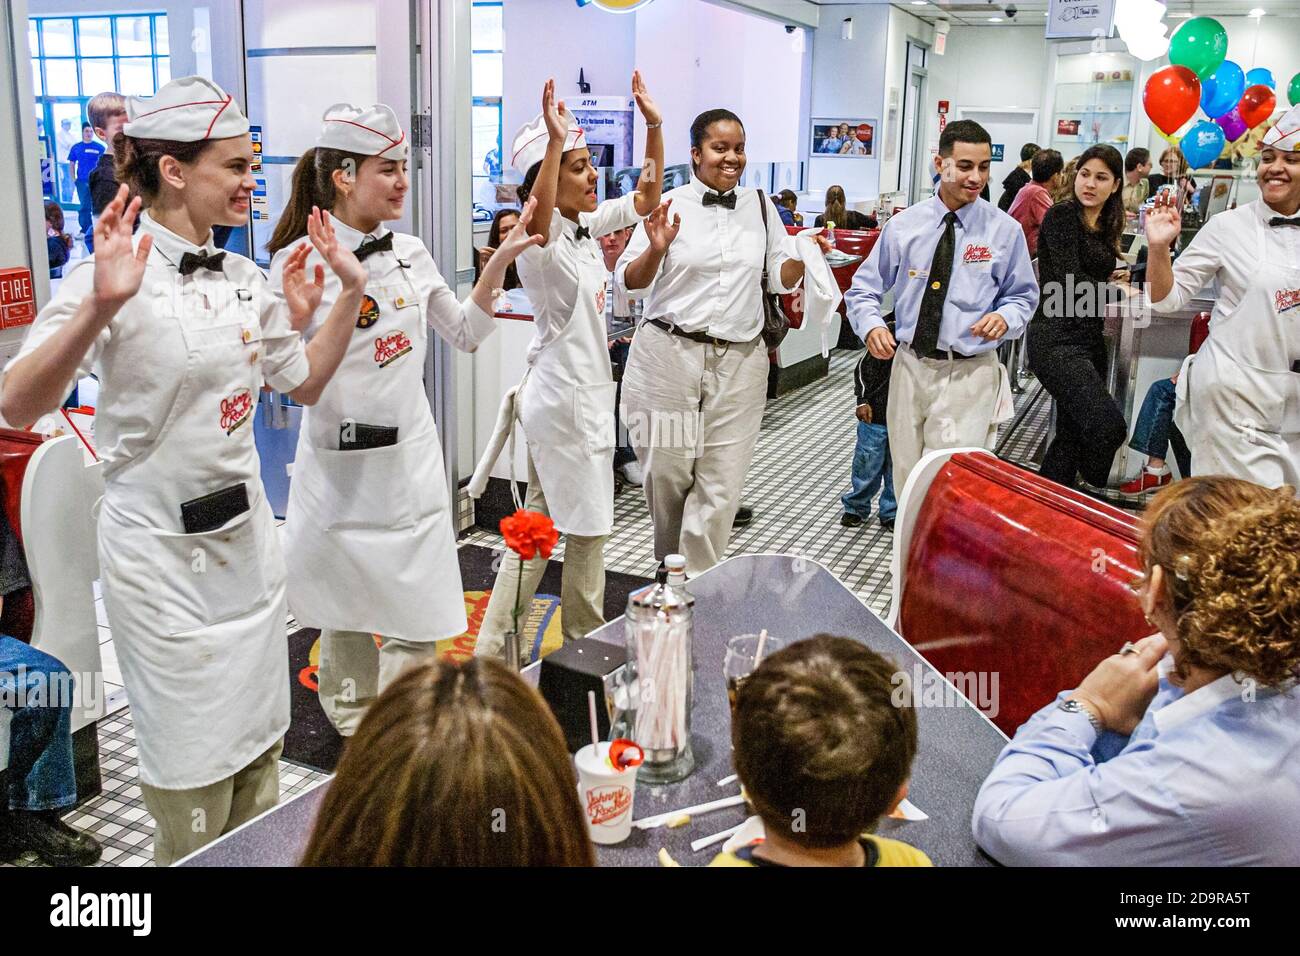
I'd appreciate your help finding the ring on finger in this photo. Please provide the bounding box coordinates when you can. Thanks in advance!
[1118,641,1139,656]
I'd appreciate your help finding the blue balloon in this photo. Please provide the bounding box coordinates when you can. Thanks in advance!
[1180,121,1226,170]
[1201,61,1246,118]
[1245,67,1275,90]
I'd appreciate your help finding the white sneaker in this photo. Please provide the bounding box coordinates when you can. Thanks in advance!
[619,460,644,486]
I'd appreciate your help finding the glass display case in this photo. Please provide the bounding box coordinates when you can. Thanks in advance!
[1050,50,1137,155]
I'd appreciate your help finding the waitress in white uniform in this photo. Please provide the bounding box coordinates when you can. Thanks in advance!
[0,77,367,865]
[266,103,538,735]
[472,74,664,662]
[1146,105,1300,487]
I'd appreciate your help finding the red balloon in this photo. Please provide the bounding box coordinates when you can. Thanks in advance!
[1238,84,1277,129]
[1144,66,1201,136]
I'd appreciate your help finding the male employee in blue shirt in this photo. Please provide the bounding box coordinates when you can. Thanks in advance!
[846,120,1038,494]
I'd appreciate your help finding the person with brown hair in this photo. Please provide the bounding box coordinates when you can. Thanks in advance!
[814,184,872,230]
[43,200,72,278]
[973,476,1300,866]
[711,634,931,866]
[1,76,367,865]
[1050,156,1079,204]
[300,657,594,866]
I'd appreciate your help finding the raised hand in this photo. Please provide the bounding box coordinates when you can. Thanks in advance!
[307,206,366,292]
[492,196,545,262]
[632,69,661,126]
[281,241,326,332]
[644,199,681,253]
[542,78,569,143]
[1145,193,1182,248]
[91,184,152,312]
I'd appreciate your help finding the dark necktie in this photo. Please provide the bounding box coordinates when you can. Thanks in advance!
[354,232,394,262]
[912,211,959,356]
[702,190,737,210]
[1269,217,1300,228]
[572,225,592,242]
[178,250,225,277]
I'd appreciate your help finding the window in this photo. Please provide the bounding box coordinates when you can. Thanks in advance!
[30,13,170,208]
[471,2,504,215]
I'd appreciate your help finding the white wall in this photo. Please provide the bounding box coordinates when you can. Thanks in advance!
[806,4,890,200]
[877,6,933,196]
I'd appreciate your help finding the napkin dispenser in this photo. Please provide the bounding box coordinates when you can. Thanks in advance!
[538,639,627,753]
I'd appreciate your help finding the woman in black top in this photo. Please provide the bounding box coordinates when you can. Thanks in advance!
[1027,144,1129,490]
[473,206,522,291]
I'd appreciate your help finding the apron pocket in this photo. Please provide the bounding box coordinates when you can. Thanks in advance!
[575,381,618,457]
[310,440,415,531]
[148,507,268,635]
[1229,362,1287,435]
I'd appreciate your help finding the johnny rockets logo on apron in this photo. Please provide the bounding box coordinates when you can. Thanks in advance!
[219,387,254,434]
[284,255,468,641]
[1176,213,1300,488]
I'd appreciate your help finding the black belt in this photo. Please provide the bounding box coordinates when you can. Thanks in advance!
[905,341,976,361]
[647,317,752,347]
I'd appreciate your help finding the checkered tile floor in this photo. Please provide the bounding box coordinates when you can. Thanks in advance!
[4,348,1048,867]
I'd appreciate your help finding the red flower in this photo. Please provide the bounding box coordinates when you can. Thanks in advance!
[500,509,559,561]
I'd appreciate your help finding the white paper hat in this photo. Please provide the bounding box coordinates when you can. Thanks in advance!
[122,75,248,142]
[1262,104,1300,152]
[318,103,408,160]
[510,113,587,175]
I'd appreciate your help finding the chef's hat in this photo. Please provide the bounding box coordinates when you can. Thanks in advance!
[1262,104,1300,153]
[122,75,249,142]
[318,103,408,160]
[510,113,587,175]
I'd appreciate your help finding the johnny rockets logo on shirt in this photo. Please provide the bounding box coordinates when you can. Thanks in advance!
[1275,288,1300,314]
[219,388,254,435]
[963,244,994,264]
[374,330,413,367]
[357,294,381,329]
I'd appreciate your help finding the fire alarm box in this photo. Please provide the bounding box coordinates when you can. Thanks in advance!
[937,101,949,115]
[0,268,35,329]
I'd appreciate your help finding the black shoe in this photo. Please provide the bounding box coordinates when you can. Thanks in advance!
[840,513,863,528]
[879,516,895,531]
[9,810,102,866]
[732,505,753,528]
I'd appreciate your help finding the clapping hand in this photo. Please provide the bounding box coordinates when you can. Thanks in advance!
[307,206,366,292]
[644,199,681,253]
[491,196,545,261]
[542,78,570,143]
[631,69,661,126]
[91,184,152,314]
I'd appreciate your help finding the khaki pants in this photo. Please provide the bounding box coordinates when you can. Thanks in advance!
[317,630,439,736]
[141,738,283,867]
[620,323,768,576]
[887,344,1004,494]
[475,453,607,662]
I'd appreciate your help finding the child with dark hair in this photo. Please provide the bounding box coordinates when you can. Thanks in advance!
[43,201,72,278]
[712,634,931,867]
[840,318,896,530]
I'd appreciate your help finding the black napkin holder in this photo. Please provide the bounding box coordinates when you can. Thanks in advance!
[537,639,627,754]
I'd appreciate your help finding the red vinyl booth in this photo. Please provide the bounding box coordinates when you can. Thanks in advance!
[0,428,43,641]
[893,450,1152,736]
[779,226,879,327]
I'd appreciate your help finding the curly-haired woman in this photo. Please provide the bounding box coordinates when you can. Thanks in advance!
[973,476,1300,865]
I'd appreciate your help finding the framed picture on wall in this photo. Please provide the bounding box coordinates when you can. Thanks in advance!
[812,119,876,158]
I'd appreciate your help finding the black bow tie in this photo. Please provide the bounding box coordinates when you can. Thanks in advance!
[178,250,225,276]
[1269,216,1300,228]
[702,190,737,210]
[354,232,394,262]
[571,225,592,242]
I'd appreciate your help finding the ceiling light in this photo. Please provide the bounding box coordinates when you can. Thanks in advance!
[910,1,926,5]
[987,16,1002,22]
[1249,7,1266,16]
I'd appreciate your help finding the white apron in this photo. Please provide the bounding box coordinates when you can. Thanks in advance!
[516,224,622,537]
[97,279,289,791]
[280,243,466,641]
[1174,215,1300,487]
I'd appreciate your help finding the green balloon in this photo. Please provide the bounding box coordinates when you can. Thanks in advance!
[1291,72,1300,108]
[1169,17,1228,81]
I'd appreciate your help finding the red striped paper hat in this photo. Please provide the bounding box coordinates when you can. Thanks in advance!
[510,113,587,175]
[1262,104,1300,152]
[123,76,248,142]
[318,103,408,160]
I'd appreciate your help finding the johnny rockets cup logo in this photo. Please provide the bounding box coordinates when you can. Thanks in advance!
[963,244,994,264]
[357,294,381,329]
[1275,288,1300,314]
[586,784,632,827]
[374,330,413,367]
[219,388,254,435]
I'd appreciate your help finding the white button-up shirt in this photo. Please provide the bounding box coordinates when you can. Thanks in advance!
[1153,199,1300,322]
[614,175,800,342]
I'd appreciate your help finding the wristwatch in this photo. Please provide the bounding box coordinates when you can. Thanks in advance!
[1058,698,1104,733]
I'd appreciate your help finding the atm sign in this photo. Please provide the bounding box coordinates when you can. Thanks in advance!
[0,267,35,329]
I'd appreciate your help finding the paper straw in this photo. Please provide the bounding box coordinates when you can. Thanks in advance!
[633,794,746,830]
[691,822,745,853]
[717,773,738,787]
[755,629,769,667]
[587,690,600,754]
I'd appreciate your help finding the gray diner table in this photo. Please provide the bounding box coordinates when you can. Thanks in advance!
[181,553,1009,867]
